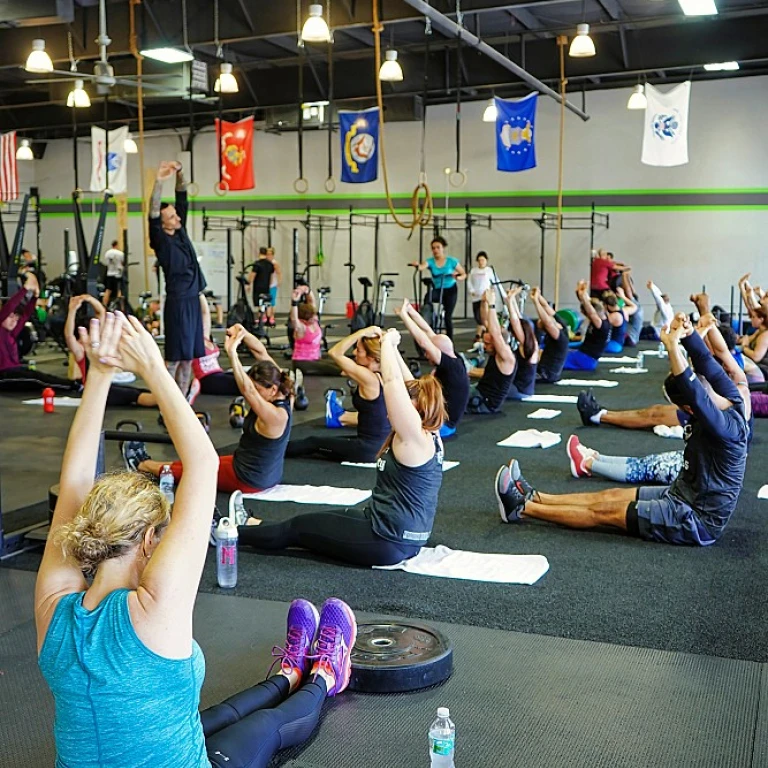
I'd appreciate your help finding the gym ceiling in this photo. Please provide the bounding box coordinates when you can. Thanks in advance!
[1,0,767,140]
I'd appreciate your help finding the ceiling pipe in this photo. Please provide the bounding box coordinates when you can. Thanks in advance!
[400,0,590,121]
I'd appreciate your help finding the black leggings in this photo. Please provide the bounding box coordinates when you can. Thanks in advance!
[285,435,383,463]
[238,505,421,566]
[431,285,458,339]
[200,372,240,397]
[106,384,147,408]
[0,367,80,394]
[203,674,326,768]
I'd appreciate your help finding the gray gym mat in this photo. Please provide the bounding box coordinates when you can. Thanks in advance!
[0,570,763,768]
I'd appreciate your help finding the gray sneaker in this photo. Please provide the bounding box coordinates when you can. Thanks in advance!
[121,440,151,472]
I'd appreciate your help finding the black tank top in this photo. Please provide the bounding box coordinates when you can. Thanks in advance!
[477,354,514,412]
[538,326,569,380]
[369,433,444,545]
[435,353,470,427]
[579,320,611,359]
[512,349,537,396]
[233,399,292,489]
[608,310,627,344]
[353,375,391,445]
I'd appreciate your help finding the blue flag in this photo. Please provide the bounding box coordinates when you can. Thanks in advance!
[339,107,379,184]
[495,93,538,173]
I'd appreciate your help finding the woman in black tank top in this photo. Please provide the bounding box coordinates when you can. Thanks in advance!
[239,329,447,567]
[506,288,540,399]
[286,327,391,463]
[130,326,295,493]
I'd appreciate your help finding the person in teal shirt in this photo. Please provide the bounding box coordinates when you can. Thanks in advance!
[410,236,467,339]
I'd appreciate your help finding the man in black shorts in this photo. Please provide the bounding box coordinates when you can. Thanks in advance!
[148,161,206,397]
[396,297,469,438]
[494,313,749,546]
[248,247,275,318]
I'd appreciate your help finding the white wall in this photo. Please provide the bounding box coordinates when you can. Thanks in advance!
[17,74,768,317]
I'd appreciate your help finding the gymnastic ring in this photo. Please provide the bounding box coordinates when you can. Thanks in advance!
[449,169,467,188]
[187,181,200,198]
[214,180,229,197]
[324,176,336,194]
[293,177,309,194]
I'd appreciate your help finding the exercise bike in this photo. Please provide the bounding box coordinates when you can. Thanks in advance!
[227,274,256,333]
[373,273,398,327]
[350,276,375,331]
[316,286,333,352]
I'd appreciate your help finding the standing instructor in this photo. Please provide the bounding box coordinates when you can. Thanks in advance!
[149,161,206,396]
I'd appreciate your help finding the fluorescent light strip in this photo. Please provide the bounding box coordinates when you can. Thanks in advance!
[703,61,739,71]
[140,47,194,63]
[678,0,718,16]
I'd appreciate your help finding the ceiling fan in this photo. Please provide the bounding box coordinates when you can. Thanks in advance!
[26,0,181,95]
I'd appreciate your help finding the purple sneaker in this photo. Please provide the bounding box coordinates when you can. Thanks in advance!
[270,599,319,680]
[310,598,357,696]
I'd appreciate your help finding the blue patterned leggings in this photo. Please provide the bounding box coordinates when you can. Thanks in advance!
[591,450,684,485]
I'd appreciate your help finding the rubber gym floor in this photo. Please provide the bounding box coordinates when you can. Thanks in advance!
[2,319,767,767]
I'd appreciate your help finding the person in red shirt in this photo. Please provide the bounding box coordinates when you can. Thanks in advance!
[590,249,629,298]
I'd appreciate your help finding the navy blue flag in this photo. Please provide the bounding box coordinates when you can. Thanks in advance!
[495,93,538,172]
[339,107,379,184]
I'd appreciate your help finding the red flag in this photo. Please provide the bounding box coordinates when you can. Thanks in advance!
[0,131,18,202]
[216,117,255,191]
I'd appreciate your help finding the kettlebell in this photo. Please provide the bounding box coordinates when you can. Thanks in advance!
[229,396,246,429]
[295,386,309,411]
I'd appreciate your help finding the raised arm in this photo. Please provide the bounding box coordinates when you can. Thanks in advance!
[647,279,675,326]
[483,289,515,368]
[290,286,309,338]
[327,327,382,390]
[65,295,105,362]
[379,329,423,444]
[530,287,562,340]
[228,323,277,367]
[616,286,638,317]
[576,280,602,328]
[398,298,442,365]
[505,287,526,346]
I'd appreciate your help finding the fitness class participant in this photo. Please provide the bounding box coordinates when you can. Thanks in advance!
[495,313,749,546]
[466,289,516,413]
[290,285,322,363]
[410,236,467,339]
[468,251,493,338]
[397,296,470,438]
[36,312,354,768]
[267,245,281,325]
[101,240,125,307]
[248,247,275,316]
[530,287,569,384]
[566,435,684,485]
[603,288,637,354]
[125,324,293,494]
[148,160,206,397]
[589,248,628,298]
[291,327,391,462]
[648,279,674,338]
[621,271,644,347]
[506,285,539,399]
[238,328,445,566]
[65,294,156,408]
[0,275,81,394]
[563,280,610,371]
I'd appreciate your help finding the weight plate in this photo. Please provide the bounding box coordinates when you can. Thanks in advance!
[349,620,453,694]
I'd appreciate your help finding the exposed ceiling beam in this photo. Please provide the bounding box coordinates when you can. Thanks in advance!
[596,0,624,22]
[235,0,255,34]
[618,25,629,70]
[506,7,543,32]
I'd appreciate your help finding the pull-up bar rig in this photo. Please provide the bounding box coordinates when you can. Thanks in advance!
[0,194,33,297]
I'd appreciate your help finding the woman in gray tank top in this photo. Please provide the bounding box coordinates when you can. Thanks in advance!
[35,311,357,768]
[238,328,447,566]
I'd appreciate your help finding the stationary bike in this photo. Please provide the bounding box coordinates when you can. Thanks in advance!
[226,274,256,332]
[316,286,333,352]
[373,273,398,327]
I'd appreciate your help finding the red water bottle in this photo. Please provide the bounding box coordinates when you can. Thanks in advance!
[42,388,55,414]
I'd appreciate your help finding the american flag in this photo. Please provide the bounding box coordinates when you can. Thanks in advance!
[0,131,18,202]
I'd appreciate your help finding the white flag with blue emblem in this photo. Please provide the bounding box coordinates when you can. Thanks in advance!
[642,81,691,167]
[90,125,129,193]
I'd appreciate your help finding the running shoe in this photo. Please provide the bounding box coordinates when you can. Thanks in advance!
[325,390,344,429]
[186,377,201,407]
[228,490,249,526]
[439,422,457,439]
[310,598,357,697]
[577,389,602,427]
[229,396,246,429]
[495,460,535,523]
[270,599,320,680]
[566,435,592,478]
[122,440,151,472]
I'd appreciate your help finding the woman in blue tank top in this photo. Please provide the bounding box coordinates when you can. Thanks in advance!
[286,326,391,462]
[35,310,357,768]
[239,328,446,566]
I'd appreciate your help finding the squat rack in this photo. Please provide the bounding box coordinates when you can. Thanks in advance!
[0,191,42,296]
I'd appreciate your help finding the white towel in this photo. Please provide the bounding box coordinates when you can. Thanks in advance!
[23,397,81,407]
[497,429,561,449]
[653,425,684,439]
[521,394,578,404]
[610,367,648,374]
[556,379,619,388]
[374,545,549,585]
[599,355,639,364]
[112,371,137,384]
[242,484,371,506]
[342,460,460,472]
[527,408,561,420]
[758,485,768,500]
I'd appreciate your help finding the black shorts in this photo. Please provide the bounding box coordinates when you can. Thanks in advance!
[626,487,716,546]
[104,275,122,294]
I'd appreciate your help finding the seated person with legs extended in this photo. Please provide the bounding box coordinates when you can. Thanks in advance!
[530,287,569,384]
[602,287,638,354]
[36,311,355,768]
[563,280,611,371]
[397,296,469,439]
[494,313,749,546]
[505,285,539,399]
[238,329,446,567]
[124,323,294,494]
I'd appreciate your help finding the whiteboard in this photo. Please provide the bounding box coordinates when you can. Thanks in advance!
[193,240,230,302]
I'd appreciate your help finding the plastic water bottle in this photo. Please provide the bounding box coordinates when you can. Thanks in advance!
[215,517,238,589]
[42,387,55,413]
[636,352,645,370]
[159,464,175,505]
[429,707,455,767]
[658,340,666,358]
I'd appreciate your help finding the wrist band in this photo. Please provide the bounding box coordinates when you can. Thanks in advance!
[291,300,301,306]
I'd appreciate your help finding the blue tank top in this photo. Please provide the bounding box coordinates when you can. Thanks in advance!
[39,590,208,768]
[427,256,459,290]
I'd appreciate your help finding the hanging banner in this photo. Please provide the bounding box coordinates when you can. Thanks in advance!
[0,131,18,202]
[339,106,379,184]
[90,125,128,193]
[216,116,255,191]
[642,81,691,167]
[495,93,538,173]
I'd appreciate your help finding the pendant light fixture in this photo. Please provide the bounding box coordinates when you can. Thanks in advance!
[214,62,239,93]
[66,79,92,108]
[16,139,34,160]
[301,4,331,43]
[626,84,647,110]
[569,23,596,57]
[482,97,498,122]
[379,50,403,82]
[25,39,54,73]
[124,134,138,154]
